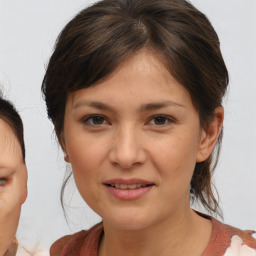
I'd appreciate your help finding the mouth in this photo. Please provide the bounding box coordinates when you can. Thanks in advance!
[103,179,154,200]
[105,183,153,190]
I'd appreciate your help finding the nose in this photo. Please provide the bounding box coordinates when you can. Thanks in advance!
[108,125,146,169]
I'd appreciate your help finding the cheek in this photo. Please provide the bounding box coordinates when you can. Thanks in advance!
[0,174,27,223]
[0,183,23,215]
[150,132,200,183]
[0,200,21,225]
[149,136,198,211]
[0,191,22,253]
[66,137,104,194]
[66,128,107,173]
[68,140,99,174]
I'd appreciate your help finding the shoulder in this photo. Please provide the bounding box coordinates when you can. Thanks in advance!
[50,231,88,256]
[224,234,256,256]
[50,222,103,256]
[16,246,49,256]
[203,217,256,256]
[218,220,256,256]
[216,219,256,248]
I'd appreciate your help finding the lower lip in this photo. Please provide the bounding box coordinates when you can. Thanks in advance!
[105,185,153,200]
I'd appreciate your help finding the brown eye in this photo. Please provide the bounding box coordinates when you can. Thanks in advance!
[83,115,108,126]
[91,116,105,125]
[0,178,8,186]
[154,116,168,125]
[148,115,173,126]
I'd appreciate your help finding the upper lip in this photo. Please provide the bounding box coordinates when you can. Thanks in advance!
[103,178,154,185]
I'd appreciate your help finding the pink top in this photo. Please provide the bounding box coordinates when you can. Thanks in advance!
[50,216,256,256]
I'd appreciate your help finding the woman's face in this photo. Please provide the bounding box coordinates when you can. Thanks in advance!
[62,50,208,231]
[0,119,27,255]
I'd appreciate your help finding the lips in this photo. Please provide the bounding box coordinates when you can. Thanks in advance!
[109,184,150,189]
[103,179,154,200]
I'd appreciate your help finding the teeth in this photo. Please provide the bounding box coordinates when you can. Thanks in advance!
[110,184,148,189]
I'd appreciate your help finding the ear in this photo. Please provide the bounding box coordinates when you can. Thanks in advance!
[21,186,28,205]
[196,107,224,162]
[64,152,70,163]
[59,132,70,163]
[20,167,28,205]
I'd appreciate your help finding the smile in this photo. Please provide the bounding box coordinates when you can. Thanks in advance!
[104,180,154,200]
[108,184,150,189]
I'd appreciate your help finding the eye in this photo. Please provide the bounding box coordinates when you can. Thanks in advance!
[82,115,109,126]
[0,178,8,186]
[148,115,173,126]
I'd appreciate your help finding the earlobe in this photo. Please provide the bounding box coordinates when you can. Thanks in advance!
[64,152,70,163]
[59,132,70,163]
[196,107,224,162]
[21,186,28,205]
[21,167,28,204]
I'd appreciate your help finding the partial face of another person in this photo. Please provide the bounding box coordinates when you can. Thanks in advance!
[0,119,27,256]
[62,50,218,231]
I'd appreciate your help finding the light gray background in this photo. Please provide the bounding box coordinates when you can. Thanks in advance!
[0,0,255,250]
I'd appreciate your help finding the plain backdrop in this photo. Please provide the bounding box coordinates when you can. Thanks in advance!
[0,0,255,250]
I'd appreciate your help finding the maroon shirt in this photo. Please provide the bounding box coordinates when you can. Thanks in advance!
[50,218,256,256]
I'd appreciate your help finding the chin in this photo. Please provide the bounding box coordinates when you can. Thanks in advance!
[106,219,151,231]
[101,209,156,231]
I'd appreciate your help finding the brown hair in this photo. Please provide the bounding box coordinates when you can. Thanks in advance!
[42,0,228,215]
[0,91,25,160]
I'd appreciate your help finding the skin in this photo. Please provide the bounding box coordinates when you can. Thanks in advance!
[62,50,223,256]
[0,119,27,256]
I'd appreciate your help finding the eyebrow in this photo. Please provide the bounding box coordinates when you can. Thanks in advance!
[73,101,113,111]
[0,167,15,175]
[73,100,184,112]
[139,101,184,111]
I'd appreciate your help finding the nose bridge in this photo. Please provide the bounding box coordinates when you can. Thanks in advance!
[110,123,145,168]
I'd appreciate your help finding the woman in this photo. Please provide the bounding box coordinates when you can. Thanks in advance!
[42,0,256,255]
[0,93,27,256]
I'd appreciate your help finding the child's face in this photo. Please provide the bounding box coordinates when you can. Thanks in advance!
[0,120,27,255]
[62,50,207,231]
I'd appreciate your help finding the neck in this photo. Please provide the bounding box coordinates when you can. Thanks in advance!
[99,209,212,256]
[3,239,18,256]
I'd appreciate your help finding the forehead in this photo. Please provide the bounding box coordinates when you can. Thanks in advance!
[98,49,174,86]
[0,119,23,163]
[69,49,192,106]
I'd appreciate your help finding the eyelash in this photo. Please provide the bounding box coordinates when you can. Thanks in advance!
[147,115,174,126]
[82,115,109,126]
[81,114,174,127]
